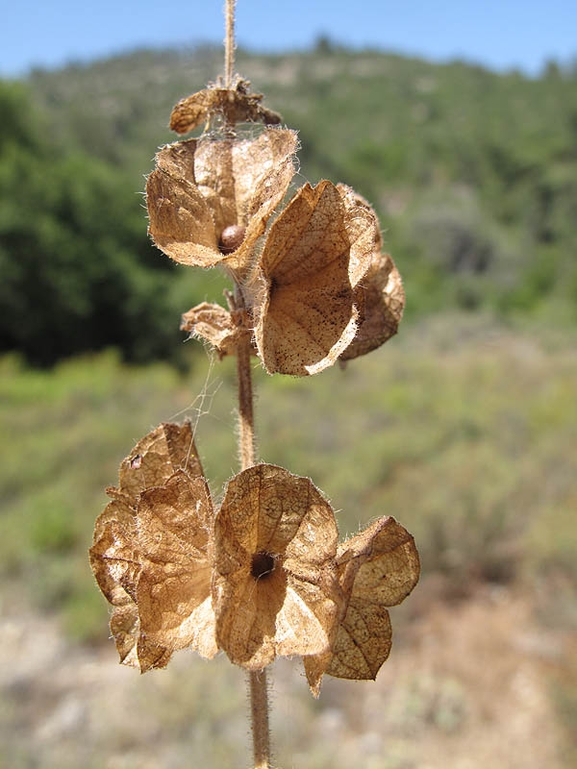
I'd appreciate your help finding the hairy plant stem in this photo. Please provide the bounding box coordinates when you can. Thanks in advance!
[226,0,270,759]
[234,291,272,768]
[249,669,271,769]
[236,323,256,471]
[224,0,236,89]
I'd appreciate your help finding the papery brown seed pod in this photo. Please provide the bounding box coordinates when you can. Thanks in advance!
[146,128,298,275]
[253,180,380,376]
[340,251,405,362]
[212,464,343,670]
[89,422,208,672]
[304,516,420,695]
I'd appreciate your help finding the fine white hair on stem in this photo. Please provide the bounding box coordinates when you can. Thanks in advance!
[224,0,237,89]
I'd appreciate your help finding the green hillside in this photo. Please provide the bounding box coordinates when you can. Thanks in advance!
[0,44,575,365]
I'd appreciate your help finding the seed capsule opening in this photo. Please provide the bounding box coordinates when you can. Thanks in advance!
[251,551,275,580]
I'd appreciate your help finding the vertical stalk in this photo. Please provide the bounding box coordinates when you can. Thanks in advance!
[224,0,236,88]
[234,292,271,768]
[236,325,256,470]
[225,0,270,759]
[249,669,271,769]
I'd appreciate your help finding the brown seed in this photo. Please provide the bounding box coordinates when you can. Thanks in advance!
[219,225,246,254]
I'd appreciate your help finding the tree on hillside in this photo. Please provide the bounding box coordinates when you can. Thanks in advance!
[0,81,196,367]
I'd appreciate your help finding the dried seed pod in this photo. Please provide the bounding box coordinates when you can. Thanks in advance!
[135,471,218,659]
[146,128,297,275]
[304,516,420,695]
[169,82,282,135]
[253,180,380,376]
[212,464,342,670]
[92,430,419,687]
[117,420,203,498]
[89,422,207,672]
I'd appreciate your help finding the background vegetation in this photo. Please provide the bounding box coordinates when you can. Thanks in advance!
[0,43,576,767]
[2,44,577,365]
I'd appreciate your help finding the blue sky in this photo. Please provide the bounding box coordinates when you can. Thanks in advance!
[2,0,576,78]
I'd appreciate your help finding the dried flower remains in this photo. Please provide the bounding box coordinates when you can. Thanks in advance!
[91,71,419,732]
[169,79,282,135]
[147,127,298,275]
[89,422,209,671]
[145,86,405,376]
[90,424,419,692]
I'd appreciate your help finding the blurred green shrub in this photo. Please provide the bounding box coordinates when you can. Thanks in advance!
[0,81,227,367]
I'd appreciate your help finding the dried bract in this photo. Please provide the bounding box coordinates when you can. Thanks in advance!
[146,128,298,275]
[253,181,380,376]
[91,427,419,689]
[213,464,342,669]
[330,186,405,362]
[89,422,209,671]
[170,81,282,135]
[116,420,203,498]
[304,516,420,695]
[90,492,172,672]
[340,251,405,362]
[135,471,218,659]
[148,94,404,374]
[181,301,249,359]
